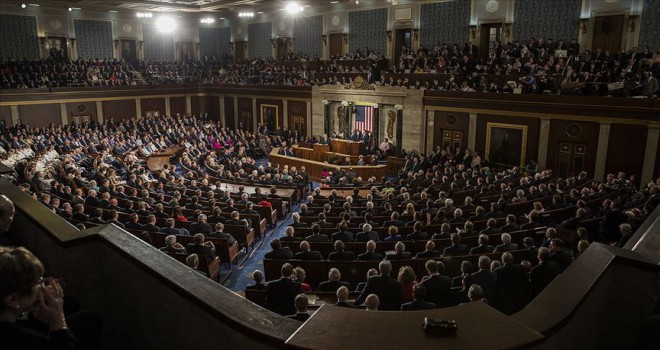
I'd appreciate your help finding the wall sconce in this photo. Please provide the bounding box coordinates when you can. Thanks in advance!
[386,31,392,42]
[580,18,589,34]
[321,34,327,45]
[628,15,639,32]
[469,25,477,39]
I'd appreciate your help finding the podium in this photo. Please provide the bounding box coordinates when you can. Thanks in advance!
[331,139,362,156]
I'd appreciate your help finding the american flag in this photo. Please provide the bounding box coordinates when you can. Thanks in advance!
[353,105,374,132]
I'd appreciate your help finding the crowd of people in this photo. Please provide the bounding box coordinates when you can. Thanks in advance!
[3,37,657,97]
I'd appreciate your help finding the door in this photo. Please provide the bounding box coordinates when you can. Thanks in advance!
[557,142,586,178]
[234,41,247,62]
[394,29,412,67]
[276,38,288,59]
[592,15,624,52]
[45,37,67,59]
[120,39,137,62]
[178,41,193,61]
[479,23,502,60]
[329,33,343,58]
[260,105,279,132]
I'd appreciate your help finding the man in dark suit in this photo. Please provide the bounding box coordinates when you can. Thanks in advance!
[185,233,216,263]
[290,213,308,228]
[72,204,90,223]
[600,201,628,243]
[470,255,498,304]
[442,233,469,256]
[142,214,161,233]
[124,213,143,231]
[286,294,311,322]
[355,223,380,242]
[400,284,437,311]
[530,247,560,299]
[305,224,329,242]
[549,238,572,272]
[470,234,495,255]
[493,252,529,315]
[335,286,359,308]
[245,270,267,291]
[420,260,451,308]
[159,234,186,254]
[313,213,335,229]
[318,268,351,292]
[354,261,403,311]
[190,214,213,235]
[500,214,520,233]
[161,218,190,236]
[264,238,294,260]
[357,240,384,261]
[294,241,323,260]
[331,222,354,242]
[406,221,429,241]
[479,218,501,235]
[280,226,301,242]
[494,233,519,253]
[207,222,238,246]
[328,240,355,261]
[414,240,441,259]
[386,242,413,260]
[266,263,303,316]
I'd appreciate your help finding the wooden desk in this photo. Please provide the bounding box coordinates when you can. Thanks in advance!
[293,145,362,165]
[269,148,387,182]
[146,147,183,172]
[313,143,330,155]
[286,302,543,350]
[331,139,363,156]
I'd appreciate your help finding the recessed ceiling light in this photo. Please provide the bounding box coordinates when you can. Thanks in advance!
[109,10,118,13]
[257,11,263,14]
[330,1,338,3]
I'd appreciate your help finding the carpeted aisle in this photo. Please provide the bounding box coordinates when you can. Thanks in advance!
[222,204,298,292]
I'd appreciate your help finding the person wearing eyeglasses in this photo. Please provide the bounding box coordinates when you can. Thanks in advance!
[0,246,77,349]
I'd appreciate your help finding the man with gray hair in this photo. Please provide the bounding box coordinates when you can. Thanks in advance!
[318,268,350,292]
[493,252,528,315]
[365,294,380,311]
[356,223,380,242]
[245,270,266,291]
[190,213,213,235]
[357,240,383,261]
[354,260,403,310]
[494,233,518,252]
[335,286,358,308]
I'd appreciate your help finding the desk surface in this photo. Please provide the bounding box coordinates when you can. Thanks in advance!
[285,302,543,350]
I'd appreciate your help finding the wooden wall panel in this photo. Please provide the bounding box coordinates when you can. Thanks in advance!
[224,96,235,129]
[0,106,11,126]
[433,111,469,151]
[605,124,647,185]
[102,99,136,122]
[191,96,220,120]
[170,97,186,116]
[256,98,284,130]
[64,101,97,123]
[140,97,166,117]
[546,120,600,177]
[287,100,307,137]
[18,104,60,128]
[237,97,253,131]
[475,114,540,167]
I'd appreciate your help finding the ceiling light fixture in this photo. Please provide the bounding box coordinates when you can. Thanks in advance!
[286,2,304,14]
[21,3,27,8]
[136,12,153,18]
[200,17,215,24]
[238,11,254,17]
[156,16,176,33]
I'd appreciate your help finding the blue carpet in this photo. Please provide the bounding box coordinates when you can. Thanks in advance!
[222,204,297,291]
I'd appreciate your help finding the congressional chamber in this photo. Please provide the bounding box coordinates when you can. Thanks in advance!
[0,0,659,349]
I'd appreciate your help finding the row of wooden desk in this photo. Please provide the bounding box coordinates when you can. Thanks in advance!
[269,148,389,182]
[300,139,364,157]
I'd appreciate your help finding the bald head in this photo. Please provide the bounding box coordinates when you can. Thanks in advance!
[0,194,16,234]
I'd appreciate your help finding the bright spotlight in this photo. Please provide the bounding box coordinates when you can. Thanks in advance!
[286,2,303,14]
[21,3,27,8]
[156,16,176,33]
[68,7,72,11]
[238,11,254,17]
[200,17,215,24]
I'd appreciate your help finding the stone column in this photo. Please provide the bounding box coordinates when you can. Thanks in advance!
[219,97,225,127]
[306,101,312,137]
[372,103,380,150]
[322,100,330,136]
[10,106,19,126]
[252,98,258,133]
[233,96,239,128]
[594,122,611,182]
[537,118,551,170]
[395,104,403,157]
[165,97,171,117]
[282,99,288,130]
[640,124,660,185]
[59,103,68,125]
[135,99,142,119]
[185,95,192,115]
[96,101,104,123]
[341,101,350,137]
[467,113,477,152]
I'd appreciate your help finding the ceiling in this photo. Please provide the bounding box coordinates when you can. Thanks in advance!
[13,0,414,18]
